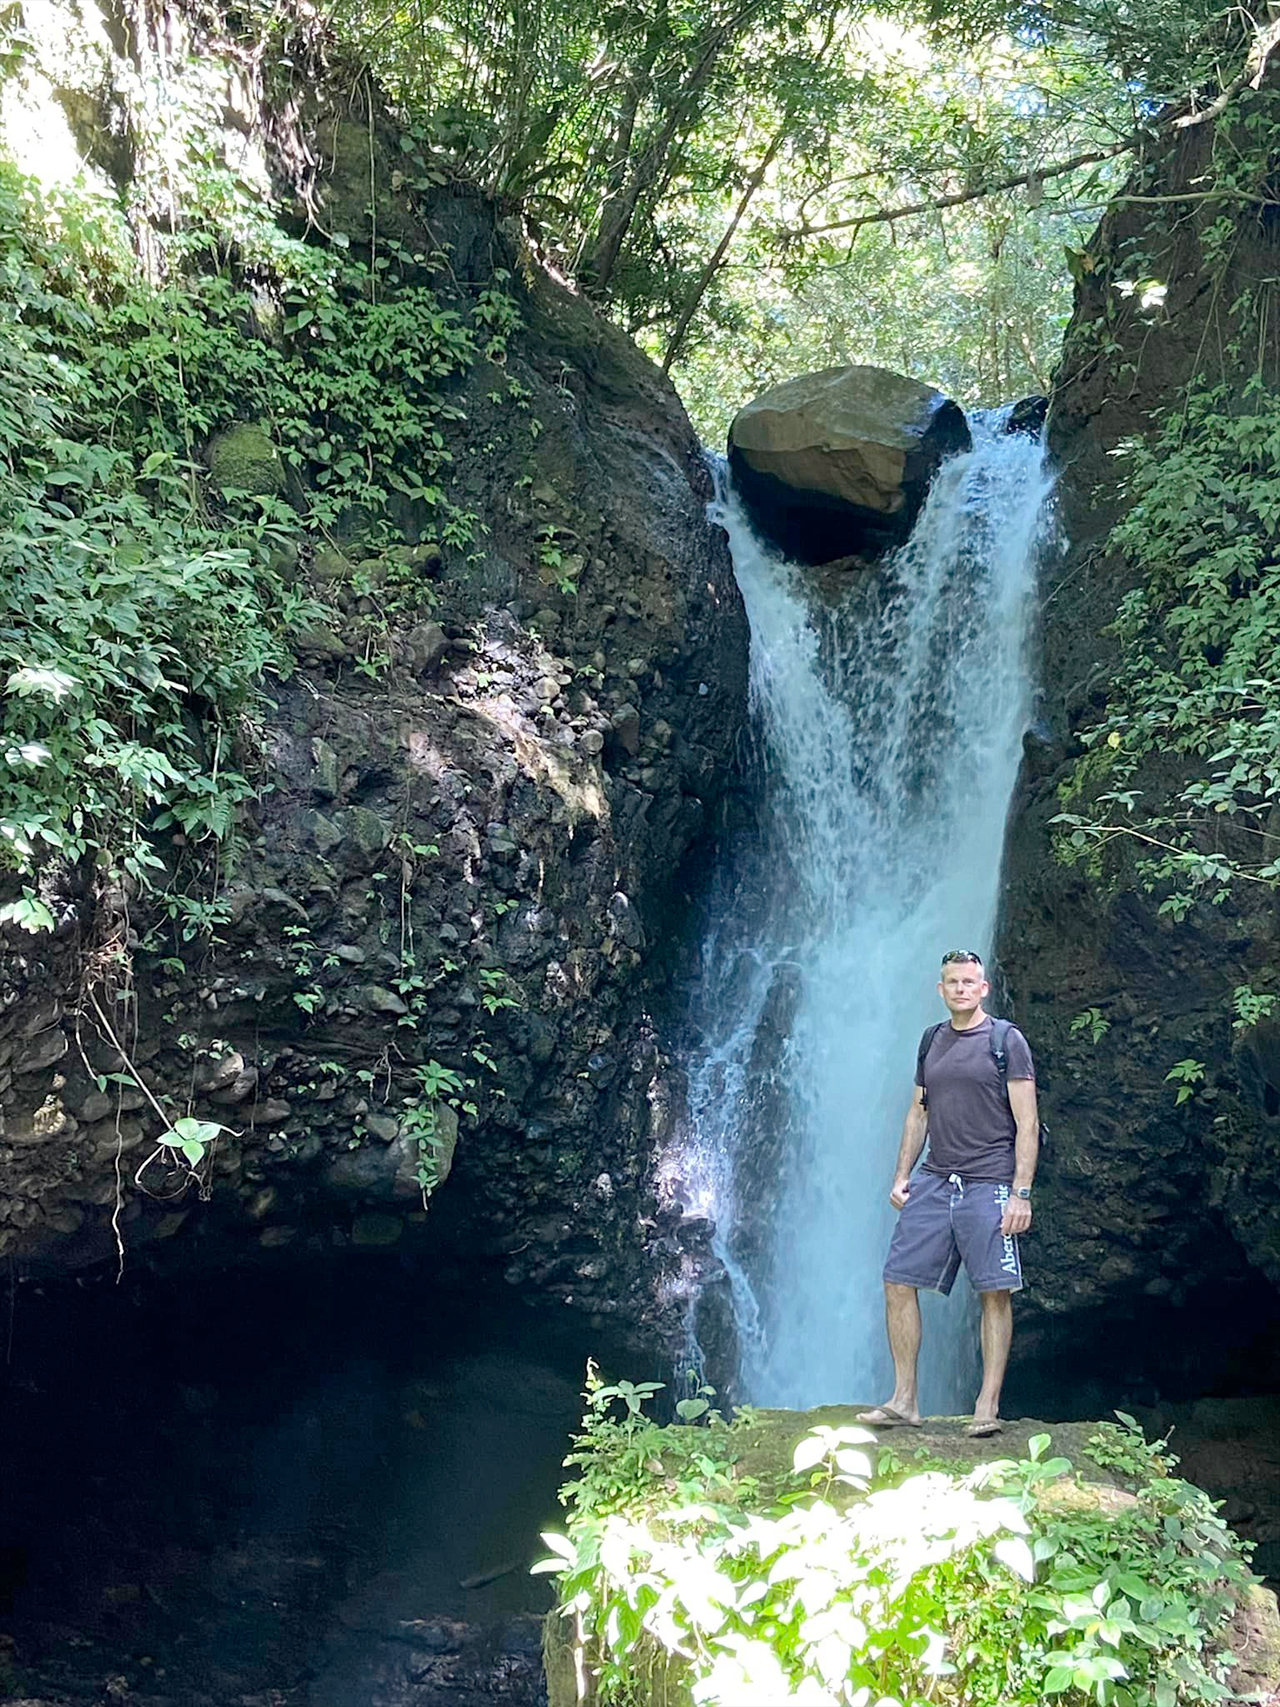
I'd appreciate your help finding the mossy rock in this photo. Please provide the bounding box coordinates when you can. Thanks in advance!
[207,422,286,496]
[706,1407,1132,1510]
[1227,1580,1280,1698]
[543,1407,1279,1707]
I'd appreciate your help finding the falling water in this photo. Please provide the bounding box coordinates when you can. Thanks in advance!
[672,415,1053,1414]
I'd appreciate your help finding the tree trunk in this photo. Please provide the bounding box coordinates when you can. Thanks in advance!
[582,0,770,295]
[661,121,788,371]
[661,15,835,370]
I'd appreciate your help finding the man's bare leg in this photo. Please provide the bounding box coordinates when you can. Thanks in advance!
[858,1283,923,1424]
[974,1289,1013,1424]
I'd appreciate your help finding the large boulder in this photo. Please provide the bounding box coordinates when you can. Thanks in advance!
[727,364,971,563]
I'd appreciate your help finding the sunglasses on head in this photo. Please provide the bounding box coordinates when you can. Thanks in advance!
[941,950,984,966]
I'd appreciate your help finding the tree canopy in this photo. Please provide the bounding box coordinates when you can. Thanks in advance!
[327,0,1254,433]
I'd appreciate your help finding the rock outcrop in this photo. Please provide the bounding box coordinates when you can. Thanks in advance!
[727,364,970,563]
[0,4,749,1338]
[998,69,1280,1380]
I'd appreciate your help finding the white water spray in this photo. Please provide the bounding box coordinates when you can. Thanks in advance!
[673,417,1053,1414]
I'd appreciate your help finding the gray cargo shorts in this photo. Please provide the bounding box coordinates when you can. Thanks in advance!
[883,1170,1023,1295]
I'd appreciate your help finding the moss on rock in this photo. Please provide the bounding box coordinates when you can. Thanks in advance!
[207,421,287,495]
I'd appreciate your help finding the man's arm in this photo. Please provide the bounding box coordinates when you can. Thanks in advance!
[890,1086,927,1209]
[1002,1077,1040,1235]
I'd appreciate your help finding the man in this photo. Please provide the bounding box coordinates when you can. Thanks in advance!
[858,950,1039,1438]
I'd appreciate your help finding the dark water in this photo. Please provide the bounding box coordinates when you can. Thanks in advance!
[0,1256,630,1705]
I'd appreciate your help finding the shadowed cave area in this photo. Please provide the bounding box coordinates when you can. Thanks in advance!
[1008,1276,1280,1588]
[2,1251,1280,1705]
[0,1253,643,1706]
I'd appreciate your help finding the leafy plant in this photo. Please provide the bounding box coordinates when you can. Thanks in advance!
[1165,1058,1206,1107]
[135,1115,230,1195]
[399,1058,477,1204]
[0,167,303,924]
[1232,984,1276,1033]
[478,966,522,1013]
[1070,1007,1111,1045]
[1084,1412,1174,1483]
[1054,321,1280,924]
[0,107,523,937]
[541,1385,1255,1706]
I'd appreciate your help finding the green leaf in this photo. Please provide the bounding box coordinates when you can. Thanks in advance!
[676,1398,710,1422]
[994,1536,1036,1582]
[171,1116,223,1146]
[0,894,55,933]
[792,1434,830,1473]
[834,1448,872,1479]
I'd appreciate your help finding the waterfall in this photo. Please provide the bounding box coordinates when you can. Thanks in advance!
[671,416,1053,1415]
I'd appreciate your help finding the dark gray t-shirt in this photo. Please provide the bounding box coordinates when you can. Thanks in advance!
[916,1016,1035,1182]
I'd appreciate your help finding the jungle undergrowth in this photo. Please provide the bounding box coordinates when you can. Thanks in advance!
[0,14,523,923]
[0,33,522,1256]
[541,1385,1256,1706]
[1050,82,1280,1082]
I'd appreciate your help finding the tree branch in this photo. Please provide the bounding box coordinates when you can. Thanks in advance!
[785,136,1139,242]
[1173,16,1280,129]
[662,14,841,372]
[784,15,1280,248]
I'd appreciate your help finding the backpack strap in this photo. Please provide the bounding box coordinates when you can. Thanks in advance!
[989,1018,1012,1093]
[916,1023,946,1110]
[989,1018,1043,1147]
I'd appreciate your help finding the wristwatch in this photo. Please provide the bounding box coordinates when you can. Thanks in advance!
[1013,1187,1032,1200]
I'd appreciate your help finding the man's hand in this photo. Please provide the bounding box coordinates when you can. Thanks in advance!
[1001,1196,1032,1236]
[890,1177,911,1210]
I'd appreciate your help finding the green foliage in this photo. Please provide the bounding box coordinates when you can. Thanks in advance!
[1070,1007,1110,1044]
[0,60,518,916]
[136,1112,231,1192]
[1165,1058,1206,1107]
[271,260,491,538]
[331,0,1198,432]
[401,1058,476,1203]
[542,1386,1254,1706]
[157,1115,226,1169]
[1053,82,1280,933]
[0,169,301,899]
[1053,379,1280,915]
[326,0,1272,436]
[1084,1413,1174,1483]
[558,1361,747,1531]
[676,1378,720,1425]
[478,966,522,1013]
[1232,983,1276,1032]
[283,925,325,1017]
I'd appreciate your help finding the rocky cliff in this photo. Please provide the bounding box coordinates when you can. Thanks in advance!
[1000,71,1280,1389]
[0,0,748,1336]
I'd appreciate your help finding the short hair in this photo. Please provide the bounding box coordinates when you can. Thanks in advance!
[941,949,984,968]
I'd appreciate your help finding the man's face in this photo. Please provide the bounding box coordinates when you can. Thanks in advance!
[938,959,989,1016]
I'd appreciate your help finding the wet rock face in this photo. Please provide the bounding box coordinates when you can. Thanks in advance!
[727,364,971,563]
[0,16,749,1341]
[1005,394,1048,438]
[997,72,1280,1362]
